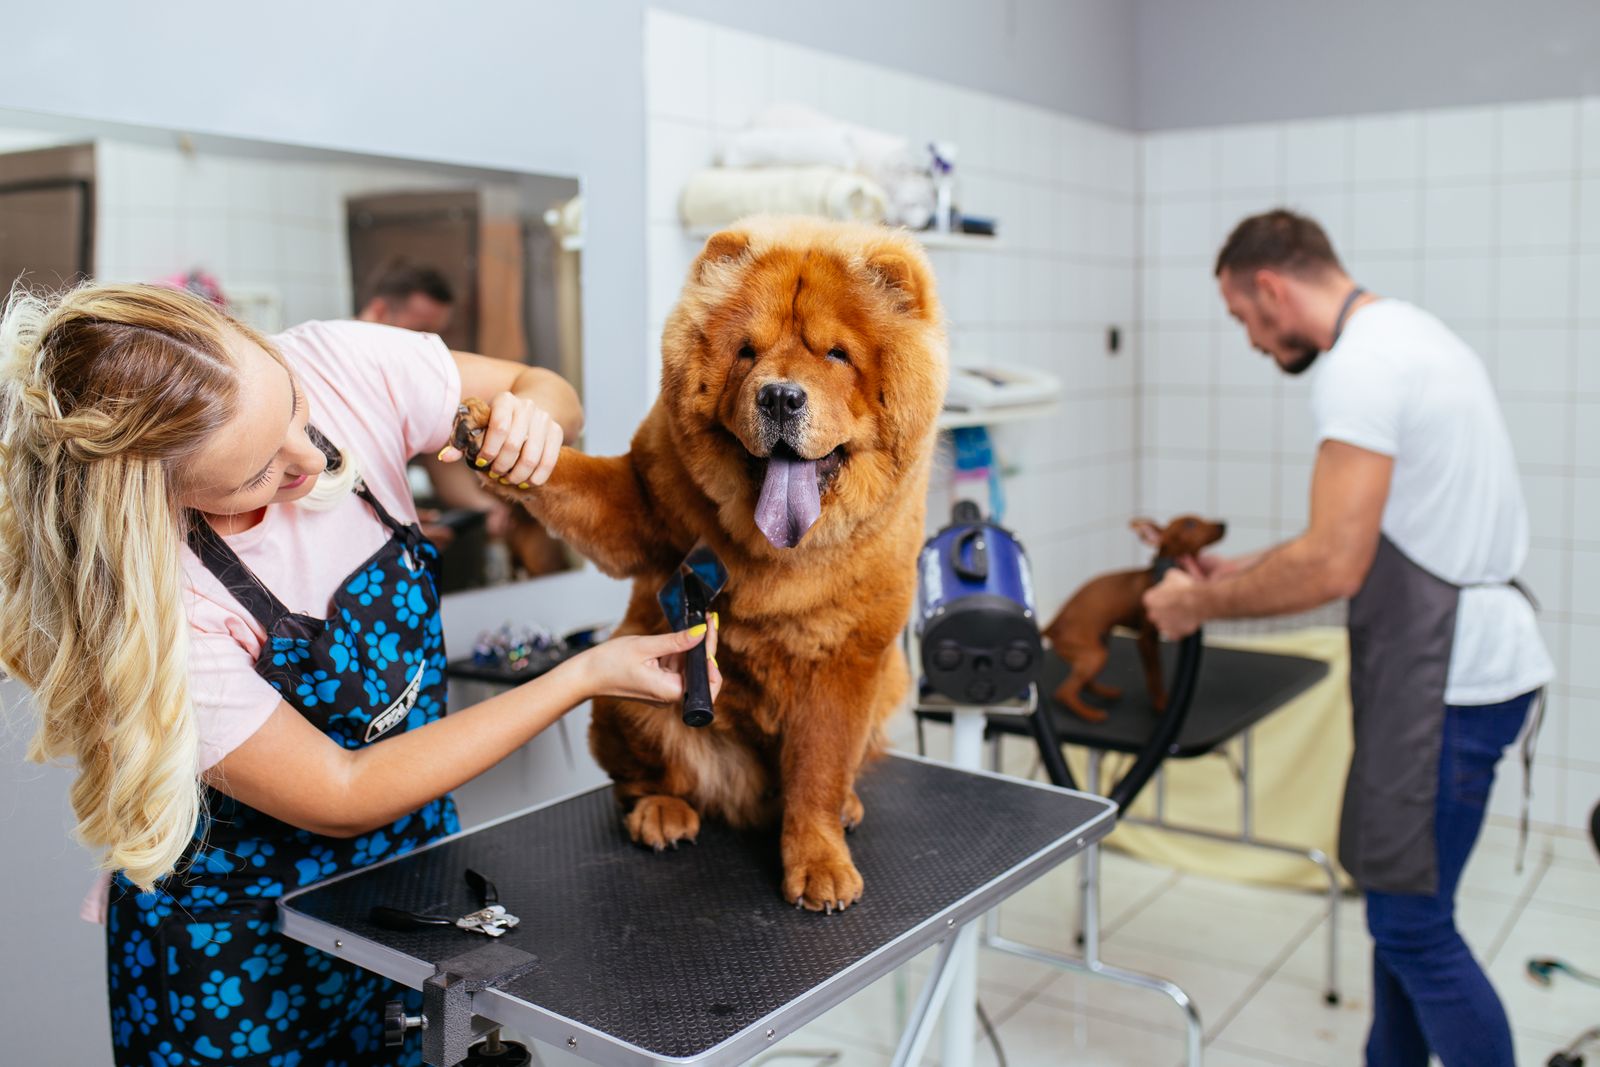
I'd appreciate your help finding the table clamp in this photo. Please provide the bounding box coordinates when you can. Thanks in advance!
[386,939,542,1066]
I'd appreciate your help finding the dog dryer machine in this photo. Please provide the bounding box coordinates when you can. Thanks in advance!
[916,501,1041,703]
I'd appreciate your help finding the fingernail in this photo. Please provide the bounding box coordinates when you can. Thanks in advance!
[518,482,530,489]
[710,656,718,669]
[436,449,450,461]
[710,612,719,628]
[475,457,488,468]
[687,623,707,638]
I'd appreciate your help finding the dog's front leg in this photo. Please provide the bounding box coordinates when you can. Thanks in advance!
[452,399,674,578]
[777,690,874,913]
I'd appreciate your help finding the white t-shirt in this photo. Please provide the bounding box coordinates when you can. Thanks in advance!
[1310,299,1553,705]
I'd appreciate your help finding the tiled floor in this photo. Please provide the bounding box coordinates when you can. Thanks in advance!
[745,731,1600,1067]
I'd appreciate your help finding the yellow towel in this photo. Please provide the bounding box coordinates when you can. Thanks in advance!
[1066,627,1355,892]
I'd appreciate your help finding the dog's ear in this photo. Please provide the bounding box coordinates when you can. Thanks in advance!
[693,229,750,282]
[866,250,934,318]
[1130,517,1163,547]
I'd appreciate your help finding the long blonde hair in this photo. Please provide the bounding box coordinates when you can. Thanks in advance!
[0,282,270,890]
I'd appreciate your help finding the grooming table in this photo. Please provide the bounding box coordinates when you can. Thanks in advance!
[278,753,1114,1067]
[915,633,1334,1066]
[1033,636,1330,756]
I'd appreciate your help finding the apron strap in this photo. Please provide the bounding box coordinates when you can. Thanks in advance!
[186,514,295,630]
[1516,687,1548,875]
[188,424,425,629]
[303,423,423,545]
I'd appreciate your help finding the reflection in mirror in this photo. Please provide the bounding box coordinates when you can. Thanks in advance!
[0,110,582,592]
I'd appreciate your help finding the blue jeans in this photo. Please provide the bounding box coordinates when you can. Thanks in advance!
[1364,691,1534,1067]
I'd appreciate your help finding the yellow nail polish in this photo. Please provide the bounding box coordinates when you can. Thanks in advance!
[710,655,718,669]
[518,482,530,489]
[475,457,488,468]
[688,623,707,638]
[710,612,719,628]
[436,448,450,461]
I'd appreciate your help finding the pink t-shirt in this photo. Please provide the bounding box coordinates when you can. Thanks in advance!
[184,319,462,769]
[82,319,460,922]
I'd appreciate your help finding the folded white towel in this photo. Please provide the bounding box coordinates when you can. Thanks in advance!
[721,125,857,171]
[679,166,889,229]
[720,105,935,229]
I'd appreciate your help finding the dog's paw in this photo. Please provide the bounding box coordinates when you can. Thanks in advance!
[450,397,493,465]
[625,795,701,851]
[784,849,864,914]
[1085,680,1123,701]
[841,790,864,832]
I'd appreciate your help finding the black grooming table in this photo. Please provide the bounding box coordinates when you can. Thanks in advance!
[919,635,1329,757]
[444,649,574,687]
[278,753,1114,1067]
[1041,635,1329,755]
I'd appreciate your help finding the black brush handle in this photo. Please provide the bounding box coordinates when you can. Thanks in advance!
[681,609,714,728]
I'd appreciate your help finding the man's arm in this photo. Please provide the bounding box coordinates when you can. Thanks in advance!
[1146,440,1393,635]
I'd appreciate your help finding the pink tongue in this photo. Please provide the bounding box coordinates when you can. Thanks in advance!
[754,453,821,548]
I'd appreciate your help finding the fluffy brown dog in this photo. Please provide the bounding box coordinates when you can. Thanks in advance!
[454,216,947,912]
[1041,515,1226,722]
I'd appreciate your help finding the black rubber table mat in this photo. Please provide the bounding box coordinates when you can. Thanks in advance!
[917,636,1330,757]
[1039,635,1329,755]
[279,753,1112,1064]
[445,649,574,687]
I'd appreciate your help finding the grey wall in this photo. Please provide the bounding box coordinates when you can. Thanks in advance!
[659,0,1139,127]
[1137,0,1600,130]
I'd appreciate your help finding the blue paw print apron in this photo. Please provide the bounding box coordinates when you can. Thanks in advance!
[106,429,458,1067]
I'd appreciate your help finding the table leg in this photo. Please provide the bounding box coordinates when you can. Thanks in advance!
[890,934,961,1067]
[936,708,987,1067]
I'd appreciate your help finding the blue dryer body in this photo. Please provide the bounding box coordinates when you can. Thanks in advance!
[916,501,1041,703]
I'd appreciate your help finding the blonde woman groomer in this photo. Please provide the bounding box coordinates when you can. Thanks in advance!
[0,283,718,1066]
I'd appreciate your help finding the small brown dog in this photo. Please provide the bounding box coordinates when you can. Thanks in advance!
[1041,515,1226,722]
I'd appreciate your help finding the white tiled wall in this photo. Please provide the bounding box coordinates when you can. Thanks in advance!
[644,11,1144,610]
[650,11,1594,833]
[92,139,514,329]
[1141,98,1600,832]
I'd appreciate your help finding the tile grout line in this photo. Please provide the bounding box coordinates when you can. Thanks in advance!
[1484,847,1551,965]
[1198,906,1329,1045]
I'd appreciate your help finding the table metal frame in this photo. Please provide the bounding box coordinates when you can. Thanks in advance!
[278,754,1115,1067]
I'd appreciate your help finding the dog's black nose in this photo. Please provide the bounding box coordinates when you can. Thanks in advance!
[757,382,807,420]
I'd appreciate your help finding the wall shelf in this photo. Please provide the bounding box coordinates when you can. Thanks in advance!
[937,399,1059,430]
[684,223,1001,251]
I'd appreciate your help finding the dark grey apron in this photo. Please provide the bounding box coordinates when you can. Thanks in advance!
[1339,535,1540,894]
[1339,535,1459,894]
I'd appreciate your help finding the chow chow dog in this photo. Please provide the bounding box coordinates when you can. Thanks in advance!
[454,216,946,911]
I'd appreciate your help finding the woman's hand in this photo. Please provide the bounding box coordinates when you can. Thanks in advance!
[573,617,723,704]
[437,391,562,489]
